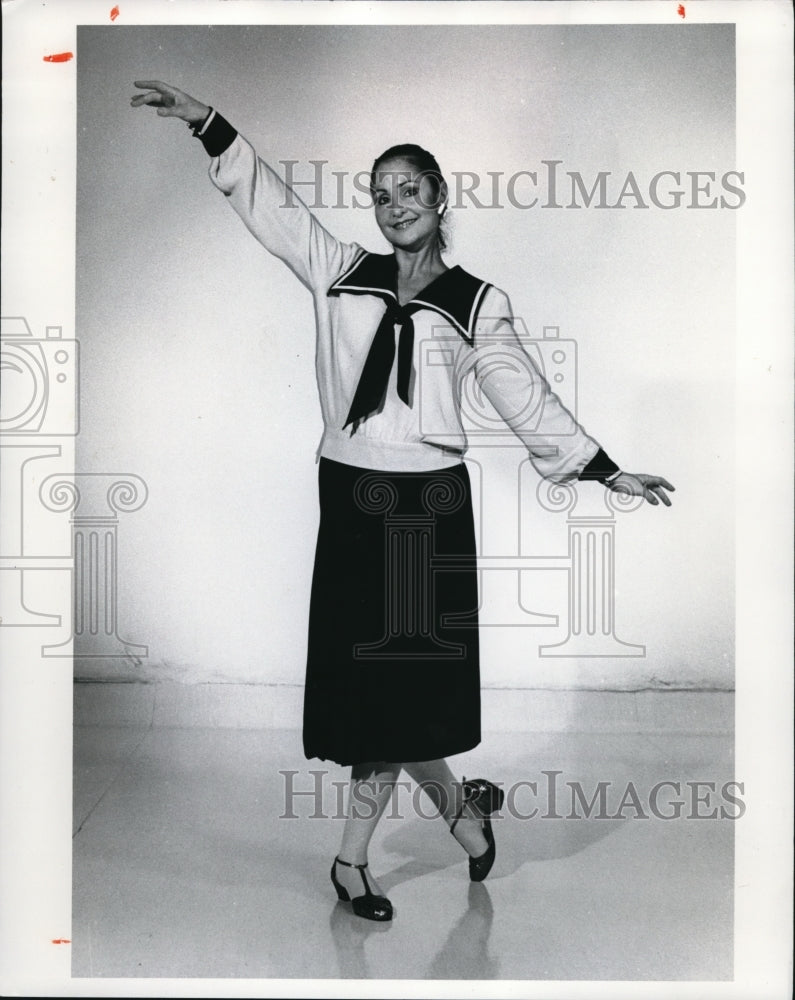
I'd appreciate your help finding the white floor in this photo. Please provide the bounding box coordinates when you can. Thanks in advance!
[72,720,734,980]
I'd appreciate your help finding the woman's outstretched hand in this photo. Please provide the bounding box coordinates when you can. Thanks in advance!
[130,80,209,125]
[608,473,675,507]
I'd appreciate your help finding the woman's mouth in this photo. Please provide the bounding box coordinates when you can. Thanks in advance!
[392,218,417,231]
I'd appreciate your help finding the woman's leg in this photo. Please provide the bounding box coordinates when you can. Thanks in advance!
[403,758,489,858]
[334,761,401,898]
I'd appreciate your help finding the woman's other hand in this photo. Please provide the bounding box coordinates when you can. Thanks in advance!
[130,80,209,125]
[608,473,675,507]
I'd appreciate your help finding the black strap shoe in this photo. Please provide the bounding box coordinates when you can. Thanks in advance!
[331,857,393,922]
[450,778,504,882]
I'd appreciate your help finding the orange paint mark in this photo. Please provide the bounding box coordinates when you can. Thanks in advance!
[110,5,120,20]
[51,938,71,944]
[677,3,686,16]
[43,52,74,63]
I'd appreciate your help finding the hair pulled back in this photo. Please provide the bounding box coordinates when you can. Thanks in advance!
[370,143,450,252]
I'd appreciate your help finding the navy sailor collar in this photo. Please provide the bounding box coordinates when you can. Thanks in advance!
[327,251,491,346]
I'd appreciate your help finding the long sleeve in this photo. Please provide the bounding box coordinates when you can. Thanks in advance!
[472,288,618,483]
[199,113,361,293]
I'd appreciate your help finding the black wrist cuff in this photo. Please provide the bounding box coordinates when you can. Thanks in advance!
[197,112,238,157]
[578,447,621,483]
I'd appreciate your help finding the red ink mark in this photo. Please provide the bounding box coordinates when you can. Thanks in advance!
[110,5,120,20]
[677,4,686,17]
[51,938,71,944]
[43,52,74,63]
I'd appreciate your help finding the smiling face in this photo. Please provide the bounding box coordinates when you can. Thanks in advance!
[372,157,447,252]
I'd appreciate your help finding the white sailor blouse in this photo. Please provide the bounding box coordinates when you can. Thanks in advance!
[198,113,619,482]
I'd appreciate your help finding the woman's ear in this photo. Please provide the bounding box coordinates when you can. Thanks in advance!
[437,180,449,214]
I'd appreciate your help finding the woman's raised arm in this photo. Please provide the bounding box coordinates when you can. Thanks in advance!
[130,80,361,292]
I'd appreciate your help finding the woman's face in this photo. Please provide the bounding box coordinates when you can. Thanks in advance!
[372,157,445,252]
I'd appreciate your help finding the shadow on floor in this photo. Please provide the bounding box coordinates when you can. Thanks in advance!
[72,725,734,980]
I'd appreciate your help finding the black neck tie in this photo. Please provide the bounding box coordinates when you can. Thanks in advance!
[344,300,419,432]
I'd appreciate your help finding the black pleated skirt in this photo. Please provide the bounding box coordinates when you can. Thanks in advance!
[303,457,481,766]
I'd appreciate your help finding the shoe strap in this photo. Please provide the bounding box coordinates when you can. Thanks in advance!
[335,856,368,870]
[335,856,373,897]
[450,779,484,836]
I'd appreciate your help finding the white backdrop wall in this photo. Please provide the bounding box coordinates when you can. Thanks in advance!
[75,24,735,689]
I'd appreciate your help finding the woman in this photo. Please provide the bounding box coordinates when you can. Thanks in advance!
[131,80,674,922]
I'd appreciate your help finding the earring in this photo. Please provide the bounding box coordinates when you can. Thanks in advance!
[437,203,446,215]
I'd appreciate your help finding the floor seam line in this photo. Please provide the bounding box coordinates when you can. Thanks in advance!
[73,711,156,840]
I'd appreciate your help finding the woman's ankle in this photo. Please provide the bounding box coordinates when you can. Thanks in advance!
[450,813,489,858]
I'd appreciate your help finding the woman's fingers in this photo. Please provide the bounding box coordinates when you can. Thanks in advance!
[133,79,174,93]
[642,476,674,507]
[650,486,672,507]
[131,81,183,108]
[130,91,169,107]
